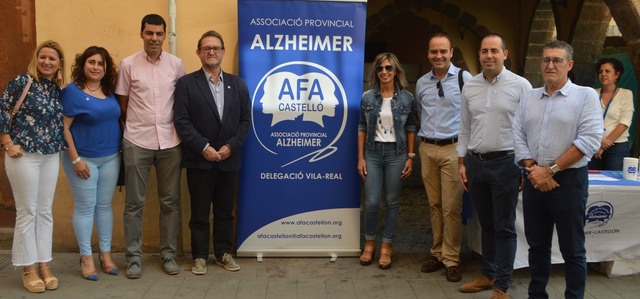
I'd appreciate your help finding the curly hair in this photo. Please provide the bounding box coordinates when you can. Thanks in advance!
[70,46,117,95]
[595,57,624,80]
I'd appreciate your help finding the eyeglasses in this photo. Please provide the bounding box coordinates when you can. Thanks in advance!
[200,46,224,54]
[540,57,565,65]
[376,65,394,73]
[436,81,444,97]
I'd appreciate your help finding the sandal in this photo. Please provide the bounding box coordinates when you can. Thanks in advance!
[360,240,376,265]
[22,267,45,293]
[38,263,59,290]
[379,242,393,269]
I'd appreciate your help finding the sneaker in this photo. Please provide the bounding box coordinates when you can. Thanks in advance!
[126,261,142,279]
[216,253,240,272]
[459,275,495,293]
[191,258,207,275]
[446,266,462,282]
[421,256,444,273]
[163,257,180,275]
[491,288,509,299]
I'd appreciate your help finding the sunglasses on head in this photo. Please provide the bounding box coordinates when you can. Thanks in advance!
[436,81,445,97]
[376,65,394,73]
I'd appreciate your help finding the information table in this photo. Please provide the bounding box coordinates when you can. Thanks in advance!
[467,171,640,276]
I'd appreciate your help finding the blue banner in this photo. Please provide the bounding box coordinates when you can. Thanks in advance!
[237,0,366,257]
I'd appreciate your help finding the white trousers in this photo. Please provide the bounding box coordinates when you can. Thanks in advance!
[5,152,59,266]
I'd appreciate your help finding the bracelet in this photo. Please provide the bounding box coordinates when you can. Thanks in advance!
[71,157,82,165]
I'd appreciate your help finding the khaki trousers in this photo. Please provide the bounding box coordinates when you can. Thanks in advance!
[419,142,463,267]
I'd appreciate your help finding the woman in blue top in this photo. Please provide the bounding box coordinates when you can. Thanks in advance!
[0,40,67,293]
[60,46,121,281]
[357,52,417,269]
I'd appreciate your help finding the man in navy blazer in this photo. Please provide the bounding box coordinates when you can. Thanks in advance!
[173,30,251,275]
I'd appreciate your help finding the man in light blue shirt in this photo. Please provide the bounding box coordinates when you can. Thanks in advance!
[457,34,532,299]
[513,40,603,299]
[415,32,471,283]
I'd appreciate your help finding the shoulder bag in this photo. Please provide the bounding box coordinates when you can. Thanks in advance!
[8,75,33,129]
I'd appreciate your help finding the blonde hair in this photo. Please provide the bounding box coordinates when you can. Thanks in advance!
[368,52,408,90]
[27,40,66,86]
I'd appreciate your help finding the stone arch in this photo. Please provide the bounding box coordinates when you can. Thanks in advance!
[523,0,558,87]
[569,0,611,87]
[603,0,640,156]
[365,0,491,72]
[524,0,640,155]
[524,0,611,87]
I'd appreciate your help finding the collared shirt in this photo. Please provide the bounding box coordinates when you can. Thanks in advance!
[415,64,471,139]
[115,49,186,150]
[204,69,225,120]
[595,87,634,143]
[457,67,532,157]
[513,79,603,168]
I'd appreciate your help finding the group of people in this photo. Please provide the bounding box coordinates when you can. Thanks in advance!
[1,12,634,298]
[1,14,250,293]
[358,32,631,299]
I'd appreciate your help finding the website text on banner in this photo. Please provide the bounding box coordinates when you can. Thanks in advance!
[237,0,367,257]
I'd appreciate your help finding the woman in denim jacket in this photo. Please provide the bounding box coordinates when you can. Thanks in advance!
[357,52,416,269]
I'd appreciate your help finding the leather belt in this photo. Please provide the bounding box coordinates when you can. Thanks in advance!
[468,150,514,160]
[421,137,458,145]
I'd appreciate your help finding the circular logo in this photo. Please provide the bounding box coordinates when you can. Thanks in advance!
[585,201,614,228]
[250,61,348,166]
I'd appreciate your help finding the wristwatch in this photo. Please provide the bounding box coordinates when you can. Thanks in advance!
[407,153,416,160]
[550,163,560,175]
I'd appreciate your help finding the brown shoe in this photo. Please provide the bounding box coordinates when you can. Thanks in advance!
[360,240,375,266]
[446,266,462,282]
[459,275,495,293]
[378,242,393,269]
[421,256,444,273]
[491,288,509,299]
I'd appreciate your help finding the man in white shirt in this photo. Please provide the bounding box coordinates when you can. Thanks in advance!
[457,33,532,299]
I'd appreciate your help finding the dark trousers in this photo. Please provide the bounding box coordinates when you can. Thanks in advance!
[523,166,588,299]
[588,141,628,170]
[187,167,238,259]
[465,153,520,291]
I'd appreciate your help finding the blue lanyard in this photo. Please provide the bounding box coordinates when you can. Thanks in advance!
[600,86,617,120]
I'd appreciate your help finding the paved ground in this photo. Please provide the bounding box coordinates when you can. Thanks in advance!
[0,185,639,298]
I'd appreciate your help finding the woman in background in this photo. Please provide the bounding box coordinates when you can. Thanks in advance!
[61,46,121,280]
[0,40,67,293]
[357,52,416,269]
[589,57,634,170]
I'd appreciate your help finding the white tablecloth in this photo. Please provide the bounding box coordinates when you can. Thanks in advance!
[467,172,640,276]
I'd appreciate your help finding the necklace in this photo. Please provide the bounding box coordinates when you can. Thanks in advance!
[86,84,101,95]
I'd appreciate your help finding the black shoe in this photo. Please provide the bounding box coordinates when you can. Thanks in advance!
[421,256,444,273]
[446,266,462,282]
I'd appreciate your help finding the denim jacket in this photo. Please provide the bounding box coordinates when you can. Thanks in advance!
[358,84,417,153]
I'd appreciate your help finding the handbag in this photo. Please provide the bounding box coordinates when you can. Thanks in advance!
[8,75,33,129]
[116,118,126,188]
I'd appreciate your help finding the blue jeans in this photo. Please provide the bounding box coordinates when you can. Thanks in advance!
[363,142,406,243]
[523,167,588,299]
[588,141,628,170]
[62,153,120,256]
[465,153,519,291]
